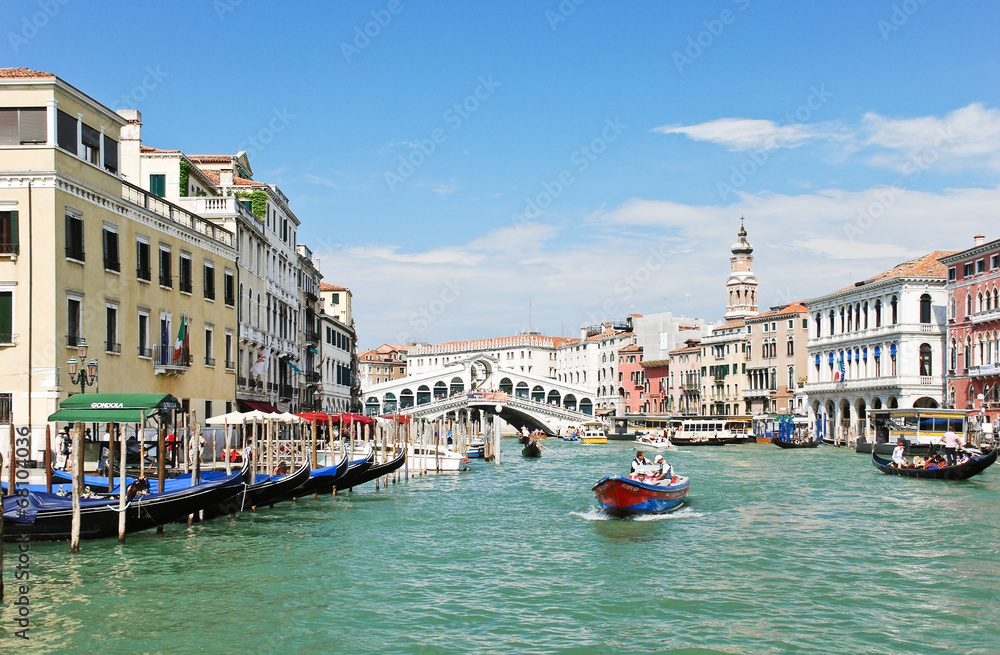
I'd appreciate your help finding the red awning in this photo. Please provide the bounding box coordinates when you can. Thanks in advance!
[239,400,279,414]
[339,413,374,425]
[296,412,331,422]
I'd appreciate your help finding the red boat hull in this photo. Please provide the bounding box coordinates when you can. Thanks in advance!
[592,475,690,518]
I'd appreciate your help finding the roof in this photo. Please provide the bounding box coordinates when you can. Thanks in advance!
[413,334,577,354]
[186,155,235,163]
[748,301,809,321]
[0,68,55,79]
[320,282,350,292]
[670,344,702,354]
[585,325,633,342]
[140,146,181,154]
[712,319,746,332]
[200,170,264,186]
[619,344,642,353]
[640,359,670,369]
[825,251,956,297]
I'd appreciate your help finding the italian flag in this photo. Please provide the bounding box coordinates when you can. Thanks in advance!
[834,357,844,382]
[173,316,186,361]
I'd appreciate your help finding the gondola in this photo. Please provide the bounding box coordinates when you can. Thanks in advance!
[772,438,822,449]
[2,469,246,542]
[341,450,407,488]
[277,451,351,500]
[871,448,998,480]
[202,462,312,519]
[329,451,375,492]
[522,441,542,458]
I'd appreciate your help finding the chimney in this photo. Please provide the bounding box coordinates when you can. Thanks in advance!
[220,168,234,186]
[974,234,986,247]
[580,327,588,341]
[115,109,142,182]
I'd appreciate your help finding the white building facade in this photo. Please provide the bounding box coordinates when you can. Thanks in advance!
[803,251,953,442]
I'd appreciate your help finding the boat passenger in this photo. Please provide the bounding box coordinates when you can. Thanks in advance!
[891,442,906,467]
[652,455,673,482]
[631,451,651,474]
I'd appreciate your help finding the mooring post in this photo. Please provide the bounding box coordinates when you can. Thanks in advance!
[118,424,127,545]
[0,442,5,601]
[45,423,52,493]
[70,422,83,553]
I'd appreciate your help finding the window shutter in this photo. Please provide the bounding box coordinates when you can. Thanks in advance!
[81,124,100,149]
[103,134,118,173]
[19,108,46,144]
[57,110,77,153]
[0,109,18,145]
[8,211,17,250]
[0,292,11,341]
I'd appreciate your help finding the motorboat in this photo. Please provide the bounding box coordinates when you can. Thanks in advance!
[592,465,690,518]
[633,433,677,451]
[580,422,608,444]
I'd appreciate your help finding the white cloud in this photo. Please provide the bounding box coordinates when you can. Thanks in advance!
[658,103,1000,171]
[654,118,839,151]
[316,185,1000,348]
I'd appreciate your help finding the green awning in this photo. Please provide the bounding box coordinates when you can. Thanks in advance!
[48,393,182,423]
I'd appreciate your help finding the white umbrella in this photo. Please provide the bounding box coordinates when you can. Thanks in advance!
[274,412,306,424]
[205,411,249,426]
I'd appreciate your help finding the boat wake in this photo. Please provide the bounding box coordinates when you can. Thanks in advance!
[570,506,705,521]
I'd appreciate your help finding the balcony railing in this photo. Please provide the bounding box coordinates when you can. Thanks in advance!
[137,266,151,282]
[152,345,191,369]
[105,342,121,354]
[121,180,235,248]
[65,246,85,261]
[104,257,121,273]
[138,346,152,358]
[305,329,320,343]
[303,371,321,384]
[159,273,172,288]
[238,375,247,386]
[205,356,216,367]
[279,384,294,399]
[0,242,19,255]
[225,359,235,370]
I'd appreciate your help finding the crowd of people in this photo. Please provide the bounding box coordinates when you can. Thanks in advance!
[889,428,976,469]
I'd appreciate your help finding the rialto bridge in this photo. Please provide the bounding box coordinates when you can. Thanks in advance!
[362,354,595,435]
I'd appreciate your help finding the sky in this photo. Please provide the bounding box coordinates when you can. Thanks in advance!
[7,0,1000,349]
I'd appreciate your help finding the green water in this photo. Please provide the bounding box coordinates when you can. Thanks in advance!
[2,441,999,654]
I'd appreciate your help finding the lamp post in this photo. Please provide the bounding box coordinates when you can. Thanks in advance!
[67,338,99,394]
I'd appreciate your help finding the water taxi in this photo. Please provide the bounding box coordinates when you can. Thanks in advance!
[592,464,690,517]
[633,432,677,451]
[580,421,608,444]
[671,417,752,446]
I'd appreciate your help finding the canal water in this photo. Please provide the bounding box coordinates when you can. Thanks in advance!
[2,440,999,654]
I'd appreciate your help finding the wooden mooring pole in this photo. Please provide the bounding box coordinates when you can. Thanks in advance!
[70,422,83,553]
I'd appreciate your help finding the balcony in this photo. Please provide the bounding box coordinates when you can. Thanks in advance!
[238,375,247,386]
[279,384,294,399]
[305,329,320,343]
[743,388,774,399]
[137,266,151,282]
[969,364,1000,378]
[970,308,1000,325]
[103,257,120,273]
[303,371,321,384]
[152,345,191,376]
[240,324,266,344]
[121,181,235,248]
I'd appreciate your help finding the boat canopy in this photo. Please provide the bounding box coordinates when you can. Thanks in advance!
[48,393,181,424]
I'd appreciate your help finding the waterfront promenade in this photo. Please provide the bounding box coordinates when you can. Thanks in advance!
[3,441,997,654]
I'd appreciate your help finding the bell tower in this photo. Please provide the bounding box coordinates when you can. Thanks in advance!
[725,218,758,319]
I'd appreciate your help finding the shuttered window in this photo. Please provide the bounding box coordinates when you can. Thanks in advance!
[0,110,18,146]
[136,240,151,281]
[103,134,118,174]
[56,109,77,153]
[103,228,120,272]
[65,213,84,261]
[81,123,100,165]
[0,211,18,255]
[0,292,12,343]
[19,109,46,144]
[150,174,166,197]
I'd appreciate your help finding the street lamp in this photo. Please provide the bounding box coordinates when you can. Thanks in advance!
[68,338,99,394]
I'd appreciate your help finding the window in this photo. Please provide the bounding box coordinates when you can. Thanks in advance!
[977,259,985,274]
[919,343,932,376]
[890,296,898,325]
[966,294,972,317]
[67,296,82,346]
[56,109,77,154]
[81,123,100,166]
[105,304,119,353]
[204,327,214,366]
[950,340,957,371]
[177,254,194,293]
[964,262,974,277]
[0,290,12,343]
[224,270,235,307]
[225,331,234,369]
[150,174,166,198]
[992,254,999,270]
[0,108,46,145]
[332,293,339,304]
[919,293,932,324]
[788,319,794,329]
[948,266,957,282]
[136,239,151,281]
[102,226,120,272]
[787,337,794,356]
[103,134,118,174]
[138,311,151,358]
[950,297,957,320]
[0,210,18,255]
[159,247,172,287]
[203,262,215,300]
[65,212,84,261]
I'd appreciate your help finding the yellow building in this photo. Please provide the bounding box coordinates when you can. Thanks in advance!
[0,68,237,459]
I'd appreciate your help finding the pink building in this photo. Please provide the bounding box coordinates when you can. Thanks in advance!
[941,236,1000,421]
[668,339,702,415]
[617,345,648,414]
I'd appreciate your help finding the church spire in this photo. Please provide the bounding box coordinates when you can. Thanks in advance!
[725,218,758,319]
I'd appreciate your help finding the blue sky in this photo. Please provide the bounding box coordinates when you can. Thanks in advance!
[8,0,1000,347]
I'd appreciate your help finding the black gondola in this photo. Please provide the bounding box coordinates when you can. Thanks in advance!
[342,450,407,487]
[330,451,375,491]
[203,462,312,519]
[275,451,351,501]
[872,448,998,480]
[522,440,542,458]
[772,438,822,449]
[2,469,246,542]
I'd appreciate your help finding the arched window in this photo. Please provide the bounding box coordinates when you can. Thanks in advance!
[891,296,898,325]
[828,310,835,335]
[919,293,932,324]
[978,292,984,313]
[965,337,972,368]
[994,288,999,311]
[814,313,822,338]
[787,336,795,356]
[840,307,845,333]
[855,303,861,331]
[950,339,957,371]
[950,297,957,320]
[863,301,869,329]
[966,293,973,317]
[874,299,882,327]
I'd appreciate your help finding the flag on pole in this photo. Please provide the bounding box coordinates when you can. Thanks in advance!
[834,357,844,382]
[250,348,270,376]
[173,316,186,361]
[282,358,302,373]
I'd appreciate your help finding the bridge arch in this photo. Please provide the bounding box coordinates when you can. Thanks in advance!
[499,377,513,394]
[532,385,544,402]
[450,377,465,394]
[564,394,577,411]
[417,385,431,405]
[400,388,414,409]
[433,381,447,400]
[547,389,561,406]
